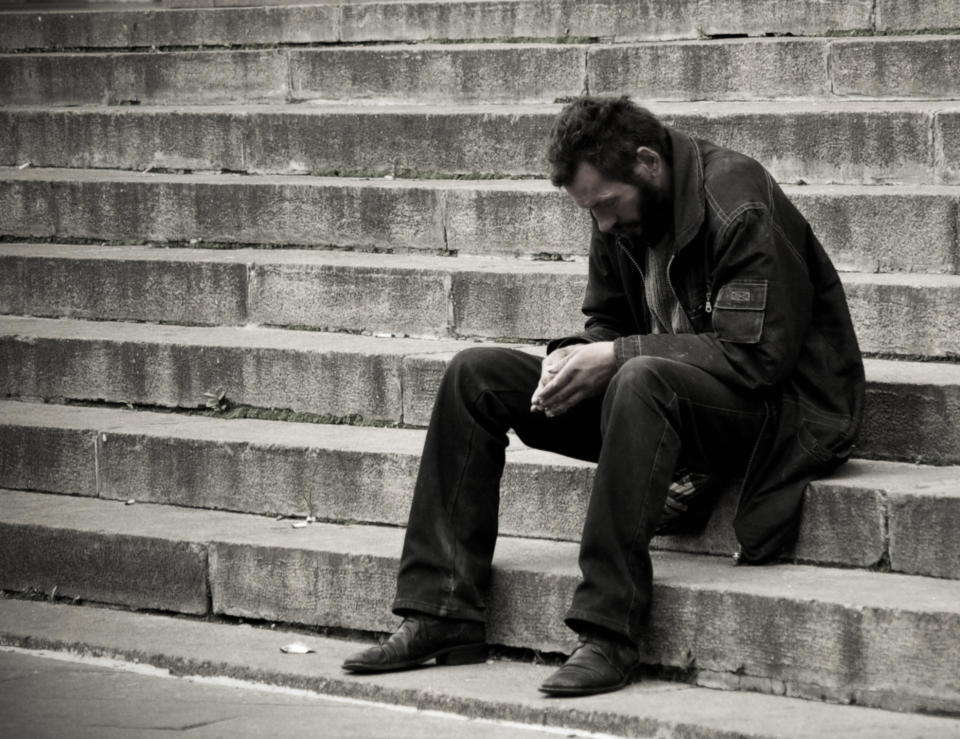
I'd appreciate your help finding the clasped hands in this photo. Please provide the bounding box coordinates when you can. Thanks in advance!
[530,341,616,418]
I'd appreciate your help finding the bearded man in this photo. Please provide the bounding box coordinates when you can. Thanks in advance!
[343,96,864,696]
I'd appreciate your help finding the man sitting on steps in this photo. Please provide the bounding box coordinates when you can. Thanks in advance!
[342,96,865,696]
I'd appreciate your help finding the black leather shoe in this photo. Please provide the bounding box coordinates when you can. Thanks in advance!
[342,615,487,673]
[539,633,639,696]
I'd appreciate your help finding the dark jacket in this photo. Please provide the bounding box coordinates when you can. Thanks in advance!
[552,127,865,563]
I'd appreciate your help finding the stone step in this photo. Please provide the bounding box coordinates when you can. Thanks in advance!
[3,400,958,578]
[4,601,960,739]
[2,0,953,47]
[3,244,960,357]
[1,170,956,274]
[5,101,960,185]
[1,316,959,463]
[4,36,960,106]
[2,488,959,714]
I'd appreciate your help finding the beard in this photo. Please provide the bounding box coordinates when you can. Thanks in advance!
[612,173,671,243]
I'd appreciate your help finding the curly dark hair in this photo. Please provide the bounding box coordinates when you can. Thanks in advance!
[547,96,671,187]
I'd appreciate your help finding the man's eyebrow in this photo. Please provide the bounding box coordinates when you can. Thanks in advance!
[589,195,617,210]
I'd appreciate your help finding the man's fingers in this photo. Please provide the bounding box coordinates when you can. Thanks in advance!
[532,362,579,412]
[542,380,579,414]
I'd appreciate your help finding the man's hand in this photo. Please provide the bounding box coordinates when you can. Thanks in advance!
[530,341,616,417]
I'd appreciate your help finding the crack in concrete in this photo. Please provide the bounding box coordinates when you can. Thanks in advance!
[85,716,234,732]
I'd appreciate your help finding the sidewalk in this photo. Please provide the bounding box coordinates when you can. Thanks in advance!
[0,649,582,739]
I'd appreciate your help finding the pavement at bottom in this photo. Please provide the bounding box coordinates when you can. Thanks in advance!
[0,649,589,739]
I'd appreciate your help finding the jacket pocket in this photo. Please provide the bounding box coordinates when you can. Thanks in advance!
[796,422,836,465]
[712,280,767,344]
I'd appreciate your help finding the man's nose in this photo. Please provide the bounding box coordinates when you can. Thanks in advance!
[594,213,616,233]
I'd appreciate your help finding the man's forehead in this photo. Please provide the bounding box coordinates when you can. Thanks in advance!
[566,161,615,208]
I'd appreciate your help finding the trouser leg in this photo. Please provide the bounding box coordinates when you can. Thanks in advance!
[565,356,768,642]
[393,346,603,621]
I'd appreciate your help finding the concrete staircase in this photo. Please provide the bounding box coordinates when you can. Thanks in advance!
[2,1,960,735]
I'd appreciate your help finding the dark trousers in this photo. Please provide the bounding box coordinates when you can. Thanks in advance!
[393,346,768,642]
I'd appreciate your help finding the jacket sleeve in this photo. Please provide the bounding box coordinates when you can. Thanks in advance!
[614,207,812,391]
[547,226,635,354]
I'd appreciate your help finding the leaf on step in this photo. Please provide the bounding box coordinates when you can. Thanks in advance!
[280,642,315,654]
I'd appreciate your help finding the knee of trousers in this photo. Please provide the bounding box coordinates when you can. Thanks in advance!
[604,355,682,412]
[443,345,525,393]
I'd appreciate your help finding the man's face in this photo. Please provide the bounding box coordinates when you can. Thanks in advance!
[565,155,670,240]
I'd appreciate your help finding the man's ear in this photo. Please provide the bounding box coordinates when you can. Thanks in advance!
[633,146,662,179]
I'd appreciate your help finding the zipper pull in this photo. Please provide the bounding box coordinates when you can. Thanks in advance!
[705,291,713,314]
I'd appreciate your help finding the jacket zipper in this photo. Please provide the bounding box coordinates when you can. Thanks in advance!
[620,236,705,326]
[617,235,646,282]
[704,244,713,314]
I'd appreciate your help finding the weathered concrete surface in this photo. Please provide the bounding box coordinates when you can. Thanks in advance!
[0,5,339,50]
[2,492,960,713]
[0,423,97,496]
[843,273,960,357]
[98,418,426,524]
[832,37,960,100]
[249,258,452,338]
[0,316,472,422]
[788,186,958,274]
[0,171,450,251]
[289,44,585,104]
[448,266,584,339]
[589,39,830,101]
[876,0,960,32]
[888,487,960,579]
[1,174,956,272]
[2,319,960,461]
[5,243,960,353]
[338,0,876,43]
[861,358,960,465]
[0,49,290,106]
[1,173,956,272]
[250,253,586,339]
[0,651,568,739]
[0,244,249,326]
[297,37,960,104]
[6,401,959,576]
[933,112,960,185]
[0,244,586,339]
[796,460,960,577]
[442,180,593,258]
[658,103,934,185]
[0,492,209,614]
[2,102,954,184]
[0,0,883,51]
[7,602,960,739]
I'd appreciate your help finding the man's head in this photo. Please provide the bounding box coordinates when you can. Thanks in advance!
[547,96,672,239]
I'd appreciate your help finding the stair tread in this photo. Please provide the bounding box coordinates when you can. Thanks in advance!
[2,399,958,579]
[6,167,960,197]
[1,315,958,380]
[7,243,960,289]
[3,599,959,739]
[2,487,958,612]
[3,398,956,490]
[7,99,960,114]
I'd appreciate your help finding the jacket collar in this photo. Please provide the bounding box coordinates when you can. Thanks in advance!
[667,126,706,253]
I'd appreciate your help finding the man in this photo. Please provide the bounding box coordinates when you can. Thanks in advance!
[342,96,864,696]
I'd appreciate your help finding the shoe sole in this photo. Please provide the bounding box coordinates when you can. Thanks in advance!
[538,669,636,697]
[342,642,488,674]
